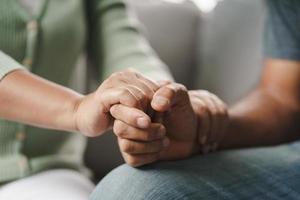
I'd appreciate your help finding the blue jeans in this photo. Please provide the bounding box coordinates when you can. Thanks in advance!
[90,142,300,200]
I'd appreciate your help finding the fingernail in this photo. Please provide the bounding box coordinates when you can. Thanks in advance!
[200,135,207,145]
[163,138,170,147]
[137,117,150,128]
[153,97,170,107]
[202,145,210,154]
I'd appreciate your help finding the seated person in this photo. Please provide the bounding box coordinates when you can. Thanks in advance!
[90,0,300,199]
[0,0,186,199]
[0,0,225,199]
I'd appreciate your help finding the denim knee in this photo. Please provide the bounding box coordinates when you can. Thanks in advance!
[89,144,300,200]
[89,163,198,200]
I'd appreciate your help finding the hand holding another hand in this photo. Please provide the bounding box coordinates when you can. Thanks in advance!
[113,81,229,167]
[73,69,161,137]
[74,67,229,167]
[114,82,199,166]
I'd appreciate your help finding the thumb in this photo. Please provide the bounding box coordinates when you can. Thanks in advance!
[151,83,188,112]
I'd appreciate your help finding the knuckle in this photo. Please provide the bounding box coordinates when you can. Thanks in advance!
[119,87,130,96]
[210,93,219,99]
[133,71,142,79]
[123,69,138,78]
[118,88,128,99]
[199,105,209,115]
[109,72,122,80]
[200,90,211,97]
[189,90,199,96]
[174,83,187,92]
[134,90,144,101]
[133,90,147,105]
[120,89,139,107]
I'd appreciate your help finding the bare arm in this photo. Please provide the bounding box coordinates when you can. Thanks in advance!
[0,69,163,138]
[0,70,82,132]
[221,59,300,149]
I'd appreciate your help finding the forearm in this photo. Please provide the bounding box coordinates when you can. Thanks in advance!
[221,88,300,149]
[0,70,83,132]
[88,0,173,82]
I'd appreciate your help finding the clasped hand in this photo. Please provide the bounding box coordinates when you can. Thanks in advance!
[74,69,229,167]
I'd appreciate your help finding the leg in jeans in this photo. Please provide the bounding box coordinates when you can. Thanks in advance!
[90,141,300,200]
[0,169,95,200]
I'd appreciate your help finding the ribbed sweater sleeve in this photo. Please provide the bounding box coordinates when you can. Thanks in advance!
[0,51,25,81]
[87,0,174,82]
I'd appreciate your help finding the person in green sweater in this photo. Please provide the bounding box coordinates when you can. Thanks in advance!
[0,0,227,199]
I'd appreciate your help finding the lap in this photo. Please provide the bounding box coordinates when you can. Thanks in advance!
[90,141,300,200]
[0,169,95,200]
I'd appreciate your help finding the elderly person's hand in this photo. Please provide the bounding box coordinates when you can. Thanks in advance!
[74,69,164,139]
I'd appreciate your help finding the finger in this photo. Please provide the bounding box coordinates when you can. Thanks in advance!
[126,85,149,110]
[113,120,166,141]
[118,137,170,154]
[151,83,189,112]
[198,93,220,144]
[110,104,151,129]
[190,90,228,152]
[123,69,159,99]
[190,97,210,145]
[125,68,160,91]
[98,87,142,112]
[136,74,160,95]
[122,152,159,167]
[102,70,159,101]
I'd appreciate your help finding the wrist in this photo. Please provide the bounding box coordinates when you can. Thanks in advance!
[218,109,239,150]
[196,110,230,154]
[59,91,84,133]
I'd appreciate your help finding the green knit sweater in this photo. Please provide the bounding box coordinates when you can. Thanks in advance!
[0,0,172,184]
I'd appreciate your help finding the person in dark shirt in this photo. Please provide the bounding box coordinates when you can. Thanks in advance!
[91,0,300,199]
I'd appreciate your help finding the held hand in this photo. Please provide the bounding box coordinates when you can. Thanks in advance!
[189,90,229,153]
[113,82,199,167]
[152,83,199,160]
[74,69,159,137]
